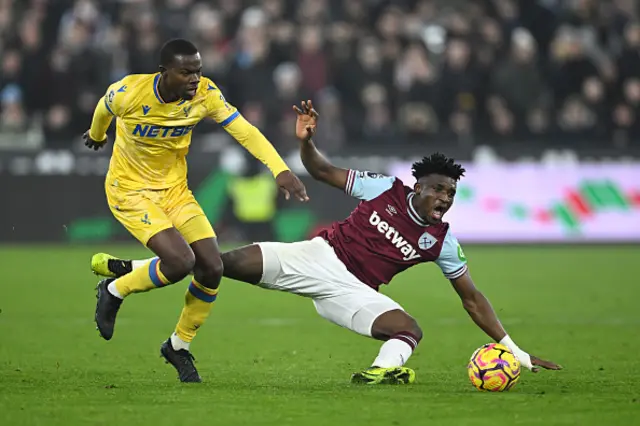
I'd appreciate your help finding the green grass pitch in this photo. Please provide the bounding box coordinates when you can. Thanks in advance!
[1,244,639,425]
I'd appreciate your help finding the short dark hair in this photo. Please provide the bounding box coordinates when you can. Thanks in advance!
[411,153,466,181]
[159,39,199,67]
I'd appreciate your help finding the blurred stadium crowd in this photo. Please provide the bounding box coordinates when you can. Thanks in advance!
[0,0,639,152]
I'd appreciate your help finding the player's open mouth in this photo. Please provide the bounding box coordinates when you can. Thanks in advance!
[431,205,446,221]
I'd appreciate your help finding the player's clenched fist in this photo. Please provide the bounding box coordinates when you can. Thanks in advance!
[293,100,319,142]
[83,130,109,151]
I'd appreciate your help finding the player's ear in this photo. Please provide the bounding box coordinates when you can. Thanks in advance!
[414,183,422,194]
[159,65,167,74]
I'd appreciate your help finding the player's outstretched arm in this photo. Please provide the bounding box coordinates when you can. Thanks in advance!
[293,100,349,191]
[450,271,562,373]
[84,88,116,150]
[218,101,308,201]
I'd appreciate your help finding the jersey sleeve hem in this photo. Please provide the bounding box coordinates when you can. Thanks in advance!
[443,264,468,280]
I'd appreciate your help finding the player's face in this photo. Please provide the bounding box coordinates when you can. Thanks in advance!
[413,174,457,224]
[165,54,203,100]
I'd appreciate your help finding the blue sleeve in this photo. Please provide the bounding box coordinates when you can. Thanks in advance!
[345,169,396,201]
[434,230,468,279]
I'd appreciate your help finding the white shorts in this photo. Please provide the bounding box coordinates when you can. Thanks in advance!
[257,237,404,337]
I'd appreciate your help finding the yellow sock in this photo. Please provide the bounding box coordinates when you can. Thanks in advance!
[114,258,171,298]
[174,279,218,343]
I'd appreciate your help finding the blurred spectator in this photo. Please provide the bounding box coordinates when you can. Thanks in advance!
[436,37,483,137]
[617,22,640,81]
[312,87,346,152]
[556,95,598,142]
[491,28,548,118]
[0,0,637,149]
[269,62,309,149]
[525,106,551,141]
[0,84,27,133]
[611,102,638,147]
[296,25,327,94]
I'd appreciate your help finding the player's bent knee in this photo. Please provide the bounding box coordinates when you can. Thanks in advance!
[209,258,224,278]
[193,256,224,288]
[393,313,422,341]
[371,309,422,341]
[406,319,423,342]
[220,245,263,284]
[220,251,240,275]
[162,249,196,279]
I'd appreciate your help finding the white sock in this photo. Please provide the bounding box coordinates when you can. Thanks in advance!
[372,338,415,368]
[107,280,123,299]
[170,332,190,351]
[132,257,155,270]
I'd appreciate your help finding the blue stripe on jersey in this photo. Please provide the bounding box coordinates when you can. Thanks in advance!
[220,111,240,127]
[153,74,164,104]
[104,97,115,115]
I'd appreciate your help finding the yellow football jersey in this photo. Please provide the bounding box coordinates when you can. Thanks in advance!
[89,73,286,190]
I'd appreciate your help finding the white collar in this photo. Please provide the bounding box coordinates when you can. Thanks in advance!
[406,192,429,227]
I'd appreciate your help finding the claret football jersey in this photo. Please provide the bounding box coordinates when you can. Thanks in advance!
[316,170,468,289]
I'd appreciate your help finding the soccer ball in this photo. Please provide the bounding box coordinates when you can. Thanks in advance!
[467,343,520,392]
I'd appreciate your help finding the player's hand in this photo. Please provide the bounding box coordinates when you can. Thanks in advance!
[83,130,108,151]
[514,349,562,373]
[292,100,319,143]
[530,355,562,373]
[276,170,309,202]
